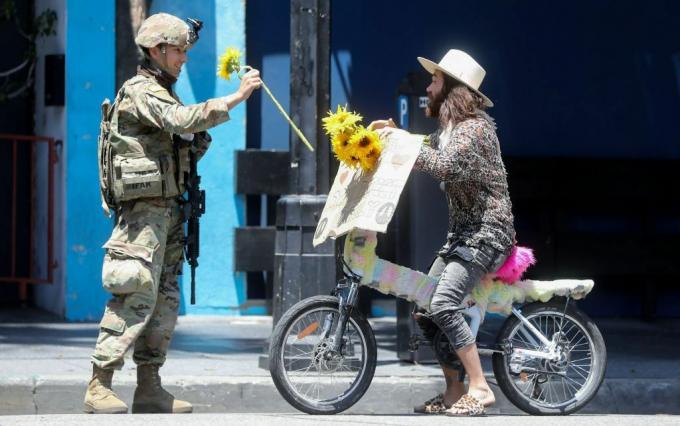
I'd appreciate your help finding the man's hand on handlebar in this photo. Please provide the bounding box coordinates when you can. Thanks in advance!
[368,118,397,131]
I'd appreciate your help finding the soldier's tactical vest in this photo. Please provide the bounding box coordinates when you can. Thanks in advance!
[98,76,191,216]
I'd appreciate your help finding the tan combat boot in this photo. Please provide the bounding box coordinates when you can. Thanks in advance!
[83,365,128,414]
[132,364,192,413]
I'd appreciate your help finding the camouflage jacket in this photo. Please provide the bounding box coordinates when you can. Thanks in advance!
[106,74,230,201]
[414,115,515,253]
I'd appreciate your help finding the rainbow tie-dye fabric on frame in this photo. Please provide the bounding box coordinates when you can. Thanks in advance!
[343,229,594,317]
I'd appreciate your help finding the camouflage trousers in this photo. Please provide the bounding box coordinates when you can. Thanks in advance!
[91,197,184,370]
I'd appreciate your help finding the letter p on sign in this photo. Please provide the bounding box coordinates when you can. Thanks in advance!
[398,95,409,130]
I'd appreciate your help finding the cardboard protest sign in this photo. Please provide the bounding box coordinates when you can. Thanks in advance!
[313,131,423,246]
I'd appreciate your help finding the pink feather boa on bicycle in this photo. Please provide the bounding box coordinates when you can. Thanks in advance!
[491,246,536,284]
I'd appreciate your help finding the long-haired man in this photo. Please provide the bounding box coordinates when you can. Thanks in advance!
[372,49,515,416]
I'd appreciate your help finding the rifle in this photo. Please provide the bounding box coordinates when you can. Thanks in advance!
[176,134,206,305]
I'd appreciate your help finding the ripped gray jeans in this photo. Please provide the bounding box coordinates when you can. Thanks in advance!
[416,240,508,351]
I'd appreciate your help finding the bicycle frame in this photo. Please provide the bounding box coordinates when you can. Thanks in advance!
[334,255,570,363]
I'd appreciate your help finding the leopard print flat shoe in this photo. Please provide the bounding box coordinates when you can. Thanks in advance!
[413,393,448,414]
[444,394,486,417]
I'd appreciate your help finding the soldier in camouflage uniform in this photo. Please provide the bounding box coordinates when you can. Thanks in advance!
[84,13,261,414]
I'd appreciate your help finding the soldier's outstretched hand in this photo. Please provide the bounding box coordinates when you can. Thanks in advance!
[238,69,262,101]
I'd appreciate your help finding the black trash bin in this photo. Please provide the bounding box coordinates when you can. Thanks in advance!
[272,194,336,324]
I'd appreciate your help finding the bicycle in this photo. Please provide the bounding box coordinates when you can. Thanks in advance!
[268,229,607,416]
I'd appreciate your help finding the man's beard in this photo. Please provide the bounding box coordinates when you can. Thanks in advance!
[426,90,446,118]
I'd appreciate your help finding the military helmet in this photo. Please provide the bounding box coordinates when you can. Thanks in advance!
[135,13,199,49]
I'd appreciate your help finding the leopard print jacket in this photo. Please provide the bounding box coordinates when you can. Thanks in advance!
[414,114,515,253]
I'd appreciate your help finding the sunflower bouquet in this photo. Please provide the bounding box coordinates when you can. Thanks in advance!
[217,47,314,152]
[323,105,383,172]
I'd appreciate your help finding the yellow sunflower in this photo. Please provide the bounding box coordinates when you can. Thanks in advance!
[322,105,363,137]
[331,131,358,167]
[217,47,242,80]
[358,147,381,172]
[350,126,382,172]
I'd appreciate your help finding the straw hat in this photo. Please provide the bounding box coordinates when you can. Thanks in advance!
[417,49,493,107]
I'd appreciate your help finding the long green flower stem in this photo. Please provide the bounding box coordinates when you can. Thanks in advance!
[240,66,314,152]
[261,81,314,152]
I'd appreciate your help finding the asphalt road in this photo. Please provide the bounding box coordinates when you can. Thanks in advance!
[1,414,679,426]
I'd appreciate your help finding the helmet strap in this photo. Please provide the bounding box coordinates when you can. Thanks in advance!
[138,59,178,90]
[151,44,173,76]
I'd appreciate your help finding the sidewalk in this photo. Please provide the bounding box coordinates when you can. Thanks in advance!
[1,308,679,415]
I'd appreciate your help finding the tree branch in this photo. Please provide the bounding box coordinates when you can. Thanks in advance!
[0,58,28,77]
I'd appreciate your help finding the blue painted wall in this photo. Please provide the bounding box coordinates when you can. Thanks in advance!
[65,0,247,320]
[64,0,116,320]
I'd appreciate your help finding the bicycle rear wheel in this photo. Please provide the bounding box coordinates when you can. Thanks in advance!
[492,301,607,415]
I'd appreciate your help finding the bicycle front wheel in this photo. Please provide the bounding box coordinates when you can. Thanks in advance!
[268,295,377,414]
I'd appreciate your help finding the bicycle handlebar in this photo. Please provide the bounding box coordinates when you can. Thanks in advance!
[339,254,362,282]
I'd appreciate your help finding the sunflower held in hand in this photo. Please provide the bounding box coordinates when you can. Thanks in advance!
[323,105,383,172]
[217,47,242,80]
[216,46,314,152]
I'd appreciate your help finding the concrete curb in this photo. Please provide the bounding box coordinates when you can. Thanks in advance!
[1,376,679,415]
